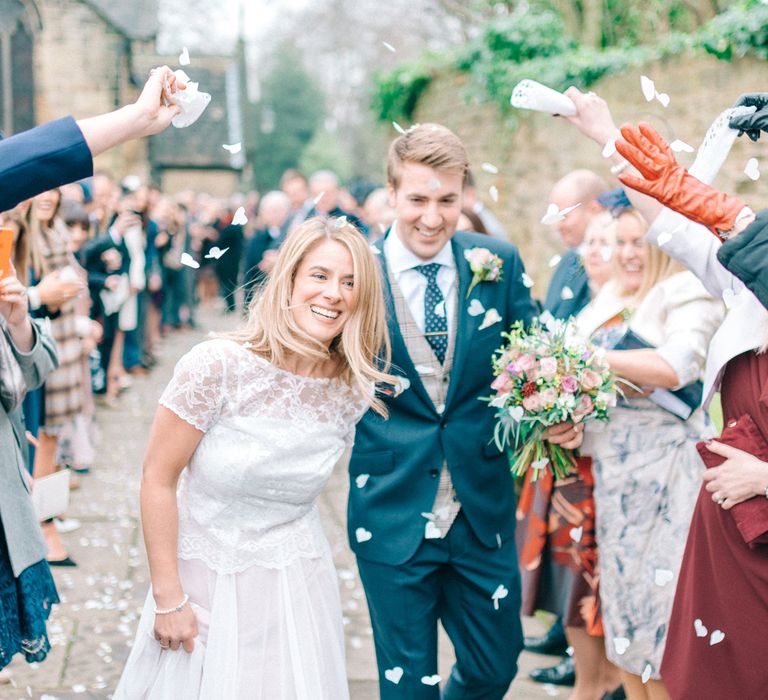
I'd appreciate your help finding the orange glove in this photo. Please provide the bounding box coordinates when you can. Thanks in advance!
[615,122,747,240]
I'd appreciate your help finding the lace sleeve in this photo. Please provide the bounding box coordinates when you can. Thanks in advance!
[159,340,228,432]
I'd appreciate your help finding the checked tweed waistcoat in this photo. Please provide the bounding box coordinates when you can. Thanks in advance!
[387,265,461,538]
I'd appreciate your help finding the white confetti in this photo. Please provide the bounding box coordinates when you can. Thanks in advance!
[491,584,509,610]
[467,299,485,317]
[670,139,694,153]
[180,252,199,269]
[355,474,370,488]
[232,206,248,226]
[745,157,760,181]
[434,300,446,317]
[222,142,242,154]
[335,216,348,228]
[313,191,325,207]
[641,664,653,684]
[509,406,524,422]
[385,667,404,684]
[694,618,708,637]
[602,139,617,158]
[569,526,583,542]
[72,685,87,694]
[392,121,406,134]
[640,75,655,102]
[560,286,574,300]
[654,568,674,586]
[479,308,501,330]
[521,272,534,288]
[489,185,499,203]
[548,254,562,268]
[613,637,630,655]
[541,202,581,226]
[531,458,549,471]
[179,47,190,65]
[382,41,396,53]
[355,527,372,543]
[481,162,499,174]
[421,675,441,686]
[204,246,229,260]
[656,91,670,108]
[710,629,725,646]
[369,245,381,255]
[425,521,442,539]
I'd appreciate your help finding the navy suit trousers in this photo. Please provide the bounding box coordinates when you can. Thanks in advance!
[356,511,523,700]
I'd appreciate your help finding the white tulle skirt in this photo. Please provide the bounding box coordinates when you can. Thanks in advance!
[114,555,349,699]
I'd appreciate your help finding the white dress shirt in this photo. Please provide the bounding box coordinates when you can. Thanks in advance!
[384,224,457,337]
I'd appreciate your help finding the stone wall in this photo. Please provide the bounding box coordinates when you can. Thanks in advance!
[413,53,768,293]
[34,0,148,179]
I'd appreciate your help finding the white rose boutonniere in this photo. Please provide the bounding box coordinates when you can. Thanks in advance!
[464,247,503,298]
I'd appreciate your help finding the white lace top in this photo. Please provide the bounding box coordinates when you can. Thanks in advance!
[159,339,369,573]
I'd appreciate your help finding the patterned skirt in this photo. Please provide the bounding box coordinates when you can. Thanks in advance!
[516,456,602,634]
[0,520,60,670]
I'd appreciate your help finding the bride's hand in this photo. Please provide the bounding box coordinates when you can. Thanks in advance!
[154,603,198,652]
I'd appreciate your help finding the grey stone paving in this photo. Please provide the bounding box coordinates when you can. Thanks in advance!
[1,304,565,700]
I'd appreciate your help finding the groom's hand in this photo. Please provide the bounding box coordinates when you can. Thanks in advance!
[543,421,583,450]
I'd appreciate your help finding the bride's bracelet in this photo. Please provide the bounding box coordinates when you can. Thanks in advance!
[153,593,189,615]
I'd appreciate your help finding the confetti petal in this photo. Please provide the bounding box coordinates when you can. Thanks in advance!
[640,75,655,102]
[180,252,199,269]
[694,618,708,637]
[382,41,396,52]
[392,121,406,134]
[613,637,630,655]
[489,185,499,203]
[521,272,534,288]
[481,162,499,174]
[548,254,562,268]
[179,47,190,66]
[745,157,760,181]
[669,139,693,153]
[560,286,574,300]
[709,629,725,645]
[569,526,583,542]
[656,91,670,108]
[602,139,617,158]
[421,675,441,686]
[222,142,242,154]
[232,206,248,226]
[355,474,370,488]
[385,667,404,684]
[434,300,446,317]
[355,527,372,543]
[654,568,674,586]
[425,521,442,539]
[479,308,501,330]
[642,664,653,684]
[204,246,230,260]
[467,299,485,317]
[491,584,509,610]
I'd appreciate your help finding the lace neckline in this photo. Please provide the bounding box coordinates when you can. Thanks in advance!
[239,343,342,385]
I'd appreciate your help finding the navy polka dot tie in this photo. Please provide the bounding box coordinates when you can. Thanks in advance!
[416,263,447,364]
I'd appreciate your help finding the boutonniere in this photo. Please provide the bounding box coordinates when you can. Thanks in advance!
[464,247,503,298]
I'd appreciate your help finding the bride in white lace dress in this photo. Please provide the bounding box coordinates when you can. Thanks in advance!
[114,217,392,699]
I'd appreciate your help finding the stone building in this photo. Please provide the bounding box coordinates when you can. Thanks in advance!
[0,0,243,191]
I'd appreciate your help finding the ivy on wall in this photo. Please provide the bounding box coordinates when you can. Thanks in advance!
[372,1,768,125]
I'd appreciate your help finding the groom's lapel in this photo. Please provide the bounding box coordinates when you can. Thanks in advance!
[375,235,436,411]
[444,237,473,410]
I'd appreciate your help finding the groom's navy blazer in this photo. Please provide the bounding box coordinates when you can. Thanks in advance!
[349,231,536,566]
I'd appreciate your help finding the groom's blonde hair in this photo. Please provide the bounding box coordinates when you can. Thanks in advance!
[387,123,469,189]
[226,216,393,417]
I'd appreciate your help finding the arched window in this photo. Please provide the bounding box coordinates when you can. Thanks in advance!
[0,0,40,136]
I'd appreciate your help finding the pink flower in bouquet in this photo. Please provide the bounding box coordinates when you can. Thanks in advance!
[517,354,535,372]
[522,393,543,412]
[560,376,578,394]
[491,373,514,392]
[580,368,602,390]
[574,393,594,417]
[540,387,558,407]
[539,357,558,378]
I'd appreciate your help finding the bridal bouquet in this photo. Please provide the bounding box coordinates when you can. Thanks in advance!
[483,314,617,480]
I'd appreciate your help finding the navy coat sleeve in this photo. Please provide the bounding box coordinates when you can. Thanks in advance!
[0,117,93,212]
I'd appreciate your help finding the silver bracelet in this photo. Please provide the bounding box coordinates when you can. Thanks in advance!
[610,160,629,175]
[154,593,189,615]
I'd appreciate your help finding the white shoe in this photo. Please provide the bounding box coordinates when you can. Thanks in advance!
[54,517,81,534]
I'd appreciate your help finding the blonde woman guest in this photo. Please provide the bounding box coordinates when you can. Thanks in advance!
[582,209,723,699]
[25,189,87,565]
[114,217,394,699]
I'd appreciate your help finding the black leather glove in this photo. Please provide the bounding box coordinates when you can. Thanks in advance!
[729,93,768,142]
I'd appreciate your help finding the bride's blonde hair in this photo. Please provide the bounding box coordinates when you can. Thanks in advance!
[225,216,394,416]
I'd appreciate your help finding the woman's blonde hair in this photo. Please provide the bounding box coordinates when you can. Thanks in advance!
[614,209,684,305]
[225,216,394,416]
[26,189,63,280]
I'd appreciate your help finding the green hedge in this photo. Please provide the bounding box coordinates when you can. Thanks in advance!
[372,1,768,124]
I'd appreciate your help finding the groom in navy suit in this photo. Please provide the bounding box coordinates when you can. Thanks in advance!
[348,124,538,698]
